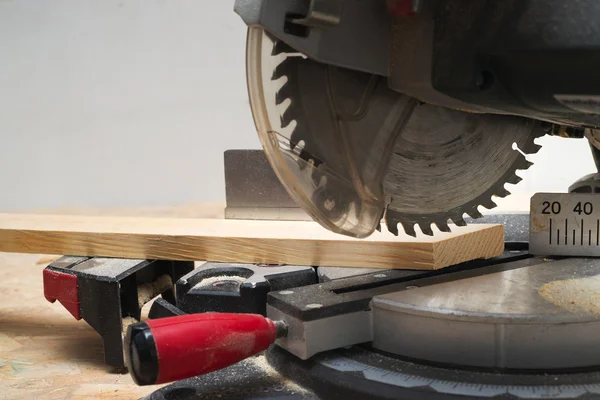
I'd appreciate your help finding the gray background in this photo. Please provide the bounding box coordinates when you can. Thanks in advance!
[0,1,595,211]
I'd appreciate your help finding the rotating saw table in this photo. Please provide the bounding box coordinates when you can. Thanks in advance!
[142,249,600,400]
[30,151,600,400]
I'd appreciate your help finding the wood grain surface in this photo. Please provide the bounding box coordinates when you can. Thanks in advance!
[0,213,504,270]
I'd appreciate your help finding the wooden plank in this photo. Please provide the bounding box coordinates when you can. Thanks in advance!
[0,213,504,270]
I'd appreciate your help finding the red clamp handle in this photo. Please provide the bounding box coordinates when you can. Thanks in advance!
[125,313,284,385]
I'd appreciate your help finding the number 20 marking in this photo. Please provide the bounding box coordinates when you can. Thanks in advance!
[542,201,561,214]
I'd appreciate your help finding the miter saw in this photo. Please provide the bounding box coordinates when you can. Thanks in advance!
[40,1,600,399]
[234,0,600,238]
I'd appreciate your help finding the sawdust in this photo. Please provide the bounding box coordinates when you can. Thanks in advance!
[121,317,138,337]
[137,275,172,308]
[221,332,256,356]
[241,355,310,395]
[538,275,600,315]
[192,275,247,289]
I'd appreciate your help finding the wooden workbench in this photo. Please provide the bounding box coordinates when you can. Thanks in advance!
[0,203,224,400]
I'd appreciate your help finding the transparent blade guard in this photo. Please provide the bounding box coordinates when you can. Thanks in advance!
[246,28,401,237]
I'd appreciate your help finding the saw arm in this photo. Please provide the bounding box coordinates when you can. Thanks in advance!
[235,0,600,237]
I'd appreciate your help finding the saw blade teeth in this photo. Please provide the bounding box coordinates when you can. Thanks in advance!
[520,125,546,154]
[290,127,311,152]
[272,60,290,81]
[290,129,303,148]
[385,216,400,236]
[527,143,543,154]
[481,198,498,210]
[524,160,534,169]
[275,80,296,106]
[435,220,452,233]
[506,175,523,185]
[451,216,467,227]
[514,157,534,171]
[467,208,483,219]
[402,223,417,237]
[280,103,299,129]
[281,117,295,131]
[495,187,511,198]
[418,222,434,236]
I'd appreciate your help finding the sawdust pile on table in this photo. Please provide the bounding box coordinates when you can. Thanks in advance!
[538,275,600,315]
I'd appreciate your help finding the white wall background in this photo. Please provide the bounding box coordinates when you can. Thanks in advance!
[0,0,260,211]
[0,1,596,211]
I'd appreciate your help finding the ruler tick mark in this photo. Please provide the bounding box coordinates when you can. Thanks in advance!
[565,219,568,244]
[549,218,552,245]
[581,221,584,245]
[589,230,592,246]
[573,229,576,245]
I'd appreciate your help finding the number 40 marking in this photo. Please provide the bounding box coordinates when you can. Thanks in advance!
[574,201,593,215]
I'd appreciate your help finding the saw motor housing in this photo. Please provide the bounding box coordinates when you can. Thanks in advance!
[238,0,600,126]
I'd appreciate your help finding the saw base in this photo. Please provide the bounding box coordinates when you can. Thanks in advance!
[133,250,600,400]
[267,345,600,400]
[264,253,600,399]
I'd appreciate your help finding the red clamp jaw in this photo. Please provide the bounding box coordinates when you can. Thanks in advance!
[43,269,81,320]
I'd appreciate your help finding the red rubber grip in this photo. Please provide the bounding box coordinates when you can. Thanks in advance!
[146,313,277,384]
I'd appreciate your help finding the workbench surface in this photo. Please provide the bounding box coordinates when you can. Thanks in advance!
[0,204,224,400]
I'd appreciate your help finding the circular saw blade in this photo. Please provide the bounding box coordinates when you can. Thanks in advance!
[384,104,544,236]
[261,36,544,236]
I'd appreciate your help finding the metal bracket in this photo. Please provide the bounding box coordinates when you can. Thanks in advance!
[291,0,343,29]
[266,251,528,360]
